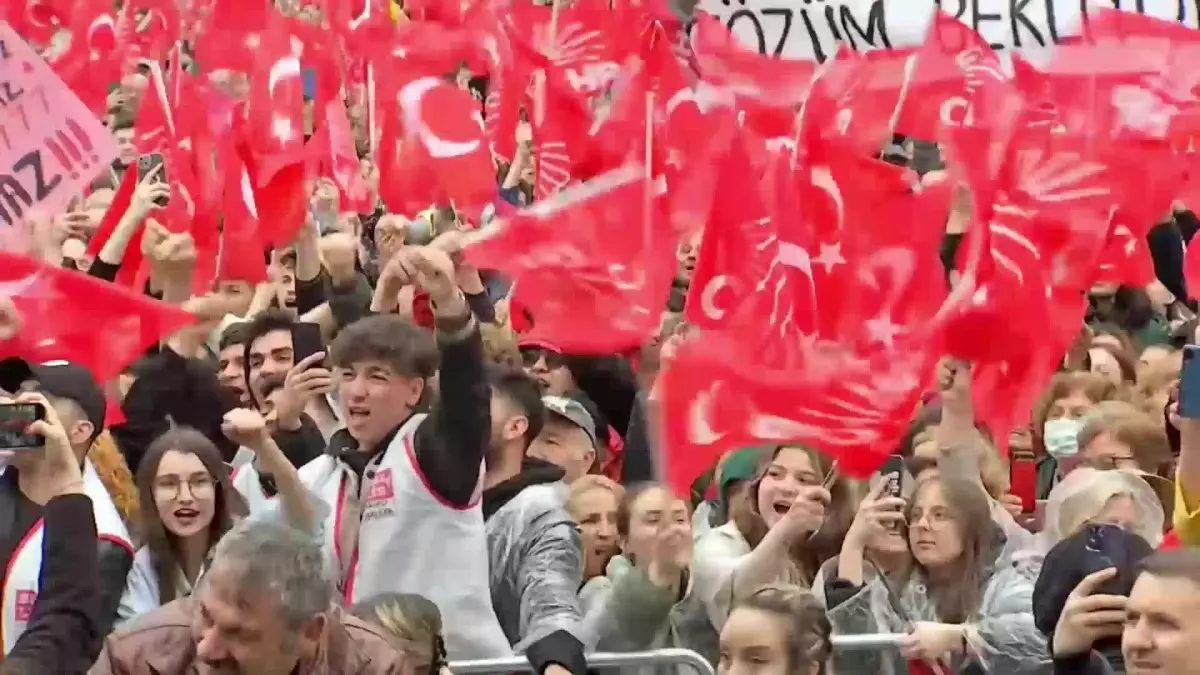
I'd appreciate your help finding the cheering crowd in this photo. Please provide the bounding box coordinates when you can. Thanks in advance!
[4,0,1200,674]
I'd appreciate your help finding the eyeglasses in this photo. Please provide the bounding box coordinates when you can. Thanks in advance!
[154,474,216,501]
[910,507,955,528]
[520,347,565,371]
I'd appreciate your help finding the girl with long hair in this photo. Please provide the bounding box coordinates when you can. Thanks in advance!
[826,475,1047,674]
[692,446,856,630]
[117,418,312,622]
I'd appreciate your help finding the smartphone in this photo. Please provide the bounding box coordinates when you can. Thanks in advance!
[1180,345,1200,419]
[291,322,326,368]
[0,403,47,450]
[1082,523,1130,596]
[136,153,169,206]
[1009,448,1038,514]
[879,454,906,499]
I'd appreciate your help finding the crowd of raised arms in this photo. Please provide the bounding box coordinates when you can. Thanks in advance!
[2,0,1200,674]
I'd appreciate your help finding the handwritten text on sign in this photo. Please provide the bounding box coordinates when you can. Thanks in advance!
[695,0,1200,61]
[0,22,118,230]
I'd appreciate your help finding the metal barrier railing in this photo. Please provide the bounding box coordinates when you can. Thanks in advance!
[831,633,907,651]
[448,635,906,674]
[450,648,715,675]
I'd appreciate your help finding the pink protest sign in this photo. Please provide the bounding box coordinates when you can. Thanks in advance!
[0,22,119,234]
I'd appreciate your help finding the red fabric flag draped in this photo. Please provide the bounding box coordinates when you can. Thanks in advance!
[0,253,196,382]
[464,163,675,353]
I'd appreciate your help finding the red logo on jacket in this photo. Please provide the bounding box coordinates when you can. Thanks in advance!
[15,590,36,622]
[365,469,395,505]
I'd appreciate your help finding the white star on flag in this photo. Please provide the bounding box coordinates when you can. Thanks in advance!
[813,242,846,273]
[865,312,903,350]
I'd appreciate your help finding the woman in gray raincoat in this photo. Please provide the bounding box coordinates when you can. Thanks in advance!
[824,470,1051,675]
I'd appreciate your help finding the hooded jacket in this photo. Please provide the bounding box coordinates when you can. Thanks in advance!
[482,458,588,675]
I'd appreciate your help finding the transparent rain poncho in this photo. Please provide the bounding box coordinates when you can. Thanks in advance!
[825,530,1052,675]
[824,459,1052,675]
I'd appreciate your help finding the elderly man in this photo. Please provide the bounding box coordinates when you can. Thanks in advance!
[89,520,408,675]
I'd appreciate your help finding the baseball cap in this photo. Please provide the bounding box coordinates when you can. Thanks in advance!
[0,358,107,434]
[542,395,597,448]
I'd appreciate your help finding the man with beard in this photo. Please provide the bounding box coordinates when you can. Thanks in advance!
[482,367,589,675]
[90,519,406,675]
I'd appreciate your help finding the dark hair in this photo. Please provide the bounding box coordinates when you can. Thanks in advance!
[329,315,439,380]
[488,366,545,448]
[136,428,247,606]
[240,309,296,385]
[1112,286,1157,331]
[1140,547,1200,585]
[218,321,252,352]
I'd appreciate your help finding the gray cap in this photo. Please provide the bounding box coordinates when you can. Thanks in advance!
[542,395,597,448]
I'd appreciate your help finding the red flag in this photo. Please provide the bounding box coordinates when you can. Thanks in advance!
[218,147,269,283]
[378,75,496,219]
[85,168,145,289]
[0,252,196,382]
[464,163,674,353]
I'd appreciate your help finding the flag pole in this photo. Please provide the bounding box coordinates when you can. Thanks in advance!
[367,64,378,155]
[549,0,561,49]
[642,90,668,483]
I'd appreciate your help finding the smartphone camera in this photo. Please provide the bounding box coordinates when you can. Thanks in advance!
[136,153,170,207]
[0,403,46,450]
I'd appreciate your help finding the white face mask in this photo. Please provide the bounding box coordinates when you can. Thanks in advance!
[1043,417,1083,459]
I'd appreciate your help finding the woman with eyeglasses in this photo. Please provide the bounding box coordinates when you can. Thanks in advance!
[827,474,1048,675]
[116,422,311,623]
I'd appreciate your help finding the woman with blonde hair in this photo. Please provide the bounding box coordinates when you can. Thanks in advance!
[352,593,451,675]
[1034,467,1164,553]
[569,475,625,588]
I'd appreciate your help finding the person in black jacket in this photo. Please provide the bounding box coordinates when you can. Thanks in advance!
[0,391,101,675]
[0,360,133,645]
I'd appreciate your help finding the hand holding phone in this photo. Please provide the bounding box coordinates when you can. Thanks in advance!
[136,153,170,207]
[1009,449,1038,514]
[291,322,327,368]
[879,454,906,499]
[0,402,46,450]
